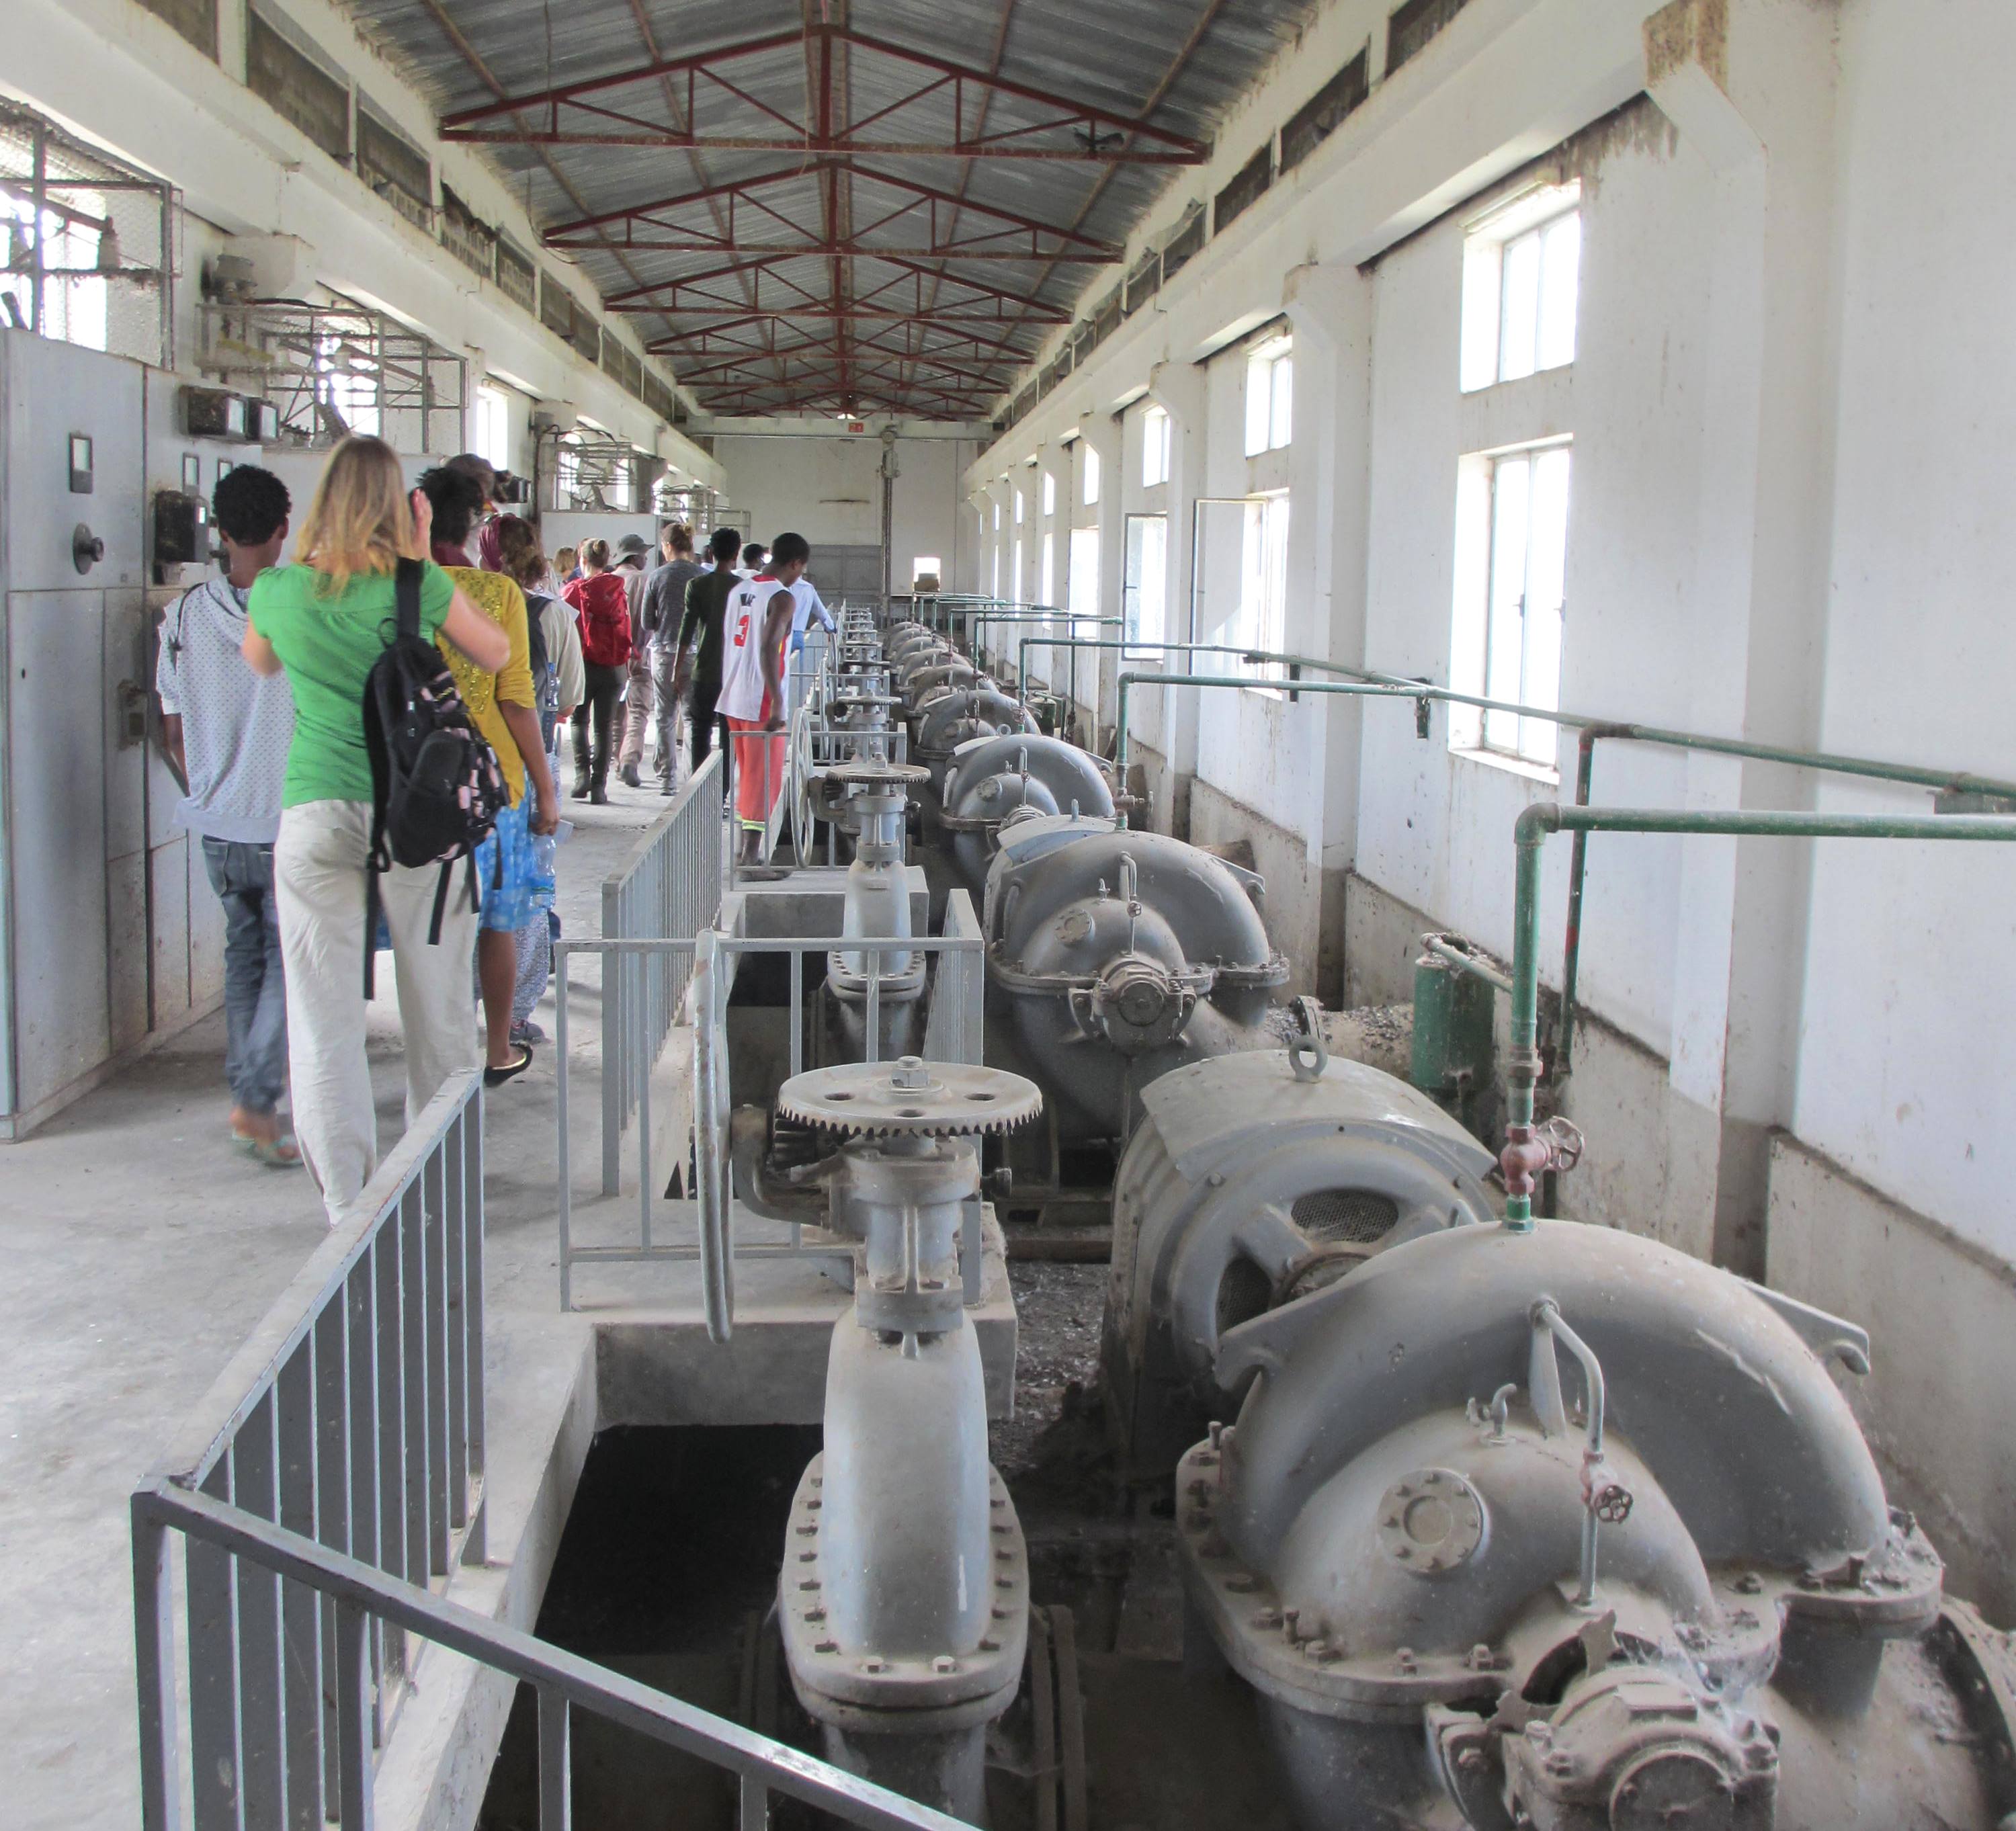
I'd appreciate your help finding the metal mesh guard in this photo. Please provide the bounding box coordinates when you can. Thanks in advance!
[1291,1189,1400,1246]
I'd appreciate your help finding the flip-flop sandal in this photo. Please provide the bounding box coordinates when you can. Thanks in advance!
[484,1045,535,1088]
[245,1134,304,1169]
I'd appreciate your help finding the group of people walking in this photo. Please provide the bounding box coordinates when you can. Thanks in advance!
[159,427,823,1228]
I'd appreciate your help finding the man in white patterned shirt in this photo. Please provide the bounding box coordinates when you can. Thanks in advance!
[155,466,300,1167]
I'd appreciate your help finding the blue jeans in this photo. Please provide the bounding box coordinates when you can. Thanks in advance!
[202,837,288,1116]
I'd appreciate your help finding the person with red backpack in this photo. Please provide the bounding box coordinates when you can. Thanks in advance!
[563,538,632,804]
[242,436,510,1226]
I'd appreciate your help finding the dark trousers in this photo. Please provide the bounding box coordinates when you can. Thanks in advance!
[201,837,287,1115]
[573,661,626,790]
[689,677,721,776]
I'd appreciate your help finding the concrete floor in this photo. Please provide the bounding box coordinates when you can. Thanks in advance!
[0,776,670,1831]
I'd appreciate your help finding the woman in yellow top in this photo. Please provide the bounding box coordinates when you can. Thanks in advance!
[242,437,509,1226]
[418,467,560,1087]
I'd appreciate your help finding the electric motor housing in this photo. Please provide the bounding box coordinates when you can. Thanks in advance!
[1104,1048,1498,1480]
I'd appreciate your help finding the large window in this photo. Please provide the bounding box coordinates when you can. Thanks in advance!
[1069,526,1101,633]
[1462,187,1581,392]
[1245,335,1294,456]
[2,189,109,352]
[1124,513,1168,652]
[1083,444,1101,507]
[1454,443,1570,766]
[474,385,511,471]
[1040,529,1056,607]
[1042,471,1056,517]
[1234,493,1291,673]
[1141,405,1171,488]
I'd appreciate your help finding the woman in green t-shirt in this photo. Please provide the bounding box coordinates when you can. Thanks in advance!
[243,435,509,1227]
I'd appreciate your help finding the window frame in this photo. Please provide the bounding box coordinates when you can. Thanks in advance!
[1450,438,1572,771]
[1460,182,1582,394]
[1233,491,1292,692]
[1244,335,1294,456]
[1140,404,1171,488]
[1122,511,1169,656]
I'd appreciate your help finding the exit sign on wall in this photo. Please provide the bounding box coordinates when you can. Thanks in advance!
[847,421,867,434]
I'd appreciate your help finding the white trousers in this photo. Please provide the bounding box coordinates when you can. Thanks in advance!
[275,800,481,1224]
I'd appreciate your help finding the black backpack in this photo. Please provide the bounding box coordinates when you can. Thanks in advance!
[360,558,508,992]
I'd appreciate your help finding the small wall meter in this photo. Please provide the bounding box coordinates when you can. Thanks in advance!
[154,491,210,568]
[182,388,248,441]
[69,433,93,494]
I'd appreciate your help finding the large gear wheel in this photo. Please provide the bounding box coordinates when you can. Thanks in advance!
[778,1056,1043,1137]
[818,758,931,790]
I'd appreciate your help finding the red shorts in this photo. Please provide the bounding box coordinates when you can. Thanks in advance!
[726,716,786,830]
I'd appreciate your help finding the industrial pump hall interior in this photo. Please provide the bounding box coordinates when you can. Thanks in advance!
[2,0,2013,1828]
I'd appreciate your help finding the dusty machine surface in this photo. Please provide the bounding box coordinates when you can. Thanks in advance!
[936,734,1118,892]
[981,814,1288,1144]
[487,611,2016,1831]
[769,1056,1044,1820]
[1105,1041,1500,1481]
[1171,1210,2016,1831]
[808,756,935,1060]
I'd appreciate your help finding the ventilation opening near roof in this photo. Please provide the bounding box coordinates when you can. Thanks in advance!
[1214,144,1274,236]
[1282,46,1370,173]
[1388,0,1473,73]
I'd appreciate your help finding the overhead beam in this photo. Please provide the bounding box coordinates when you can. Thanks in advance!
[542,161,1119,261]
[438,21,1207,163]
[631,302,1056,325]
[547,239,1116,262]
[444,128,1198,161]
[653,317,1037,361]
[606,254,1070,321]
[993,0,1234,371]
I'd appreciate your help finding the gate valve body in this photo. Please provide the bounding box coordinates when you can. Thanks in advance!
[771,1057,1043,1823]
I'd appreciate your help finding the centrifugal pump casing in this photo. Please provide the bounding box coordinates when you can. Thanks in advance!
[1105,1048,1499,1480]
[939,734,1116,891]
[981,814,1286,1142]
[1175,1219,2016,1831]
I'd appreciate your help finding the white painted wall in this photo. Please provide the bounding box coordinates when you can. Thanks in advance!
[1794,0,2016,1259]
[714,430,980,591]
[967,0,2016,1285]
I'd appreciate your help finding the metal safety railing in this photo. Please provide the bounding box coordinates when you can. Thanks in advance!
[553,898,987,1313]
[132,1068,961,1831]
[136,1487,968,1831]
[600,752,724,1194]
[132,1072,488,1831]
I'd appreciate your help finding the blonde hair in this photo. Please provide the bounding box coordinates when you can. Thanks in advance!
[295,436,421,596]
[579,537,612,572]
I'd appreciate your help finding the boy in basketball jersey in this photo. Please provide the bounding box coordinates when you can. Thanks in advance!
[714,532,808,868]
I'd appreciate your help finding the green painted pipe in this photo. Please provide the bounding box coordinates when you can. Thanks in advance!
[1501,804,2016,1230]
[1423,933,1515,994]
[1009,621,1126,709]
[1114,671,1423,781]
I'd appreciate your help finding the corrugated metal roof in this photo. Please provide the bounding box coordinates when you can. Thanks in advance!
[335,0,1320,416]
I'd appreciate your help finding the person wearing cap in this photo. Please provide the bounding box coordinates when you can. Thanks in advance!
[613,532,654,786]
